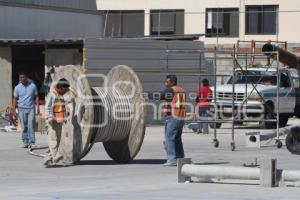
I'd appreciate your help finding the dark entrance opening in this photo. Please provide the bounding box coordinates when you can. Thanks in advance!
[12,45,45,99]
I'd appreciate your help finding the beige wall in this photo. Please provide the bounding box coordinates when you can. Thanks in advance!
[0,47,12,109]
[97,0,300,44]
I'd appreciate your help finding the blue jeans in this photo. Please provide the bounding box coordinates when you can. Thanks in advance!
[165,116,185,163]
[18,108,36,145]
[198,108,209,134]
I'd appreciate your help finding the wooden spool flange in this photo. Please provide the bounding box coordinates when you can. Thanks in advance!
[52,65,94,164]
[103,65,146,163]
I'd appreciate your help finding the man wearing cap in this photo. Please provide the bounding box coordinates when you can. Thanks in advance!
[44,78,70,167]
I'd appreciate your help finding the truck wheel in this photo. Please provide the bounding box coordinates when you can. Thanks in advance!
[259,105,276,129]
[230,142,236,151]
[285,127,300,154]
[279,114,289,127]
[209,123,222,129]
[213,139,219,148]
[275,140,283,148]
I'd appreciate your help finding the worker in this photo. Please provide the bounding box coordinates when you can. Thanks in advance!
[44,78,70,167]
[146,75,186,166]
[12,72,39,148]
[195,79,212,134]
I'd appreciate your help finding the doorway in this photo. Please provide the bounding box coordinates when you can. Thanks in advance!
[12,45,45,99]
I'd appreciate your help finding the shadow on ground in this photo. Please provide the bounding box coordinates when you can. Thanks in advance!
[78,159,166,165]
[193,162,230,165]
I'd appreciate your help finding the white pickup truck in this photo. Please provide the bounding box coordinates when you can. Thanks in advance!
[210,67,300,129]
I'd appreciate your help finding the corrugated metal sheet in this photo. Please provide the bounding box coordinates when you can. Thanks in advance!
[84,38,213,123]
[0,0,97,11]
[0,5,103,40]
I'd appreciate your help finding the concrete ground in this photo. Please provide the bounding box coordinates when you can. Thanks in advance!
[1,119,300,200]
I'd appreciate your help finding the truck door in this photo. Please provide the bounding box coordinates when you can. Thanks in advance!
[279,71,295,113]
[290,69,300,115]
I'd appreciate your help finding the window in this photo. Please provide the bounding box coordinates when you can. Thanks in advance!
[150,10,184,36]
[103,10,144,38]
[228,70,277,85]
[246,5,278,34]
[205,8,239,37]
[280,72,291,88]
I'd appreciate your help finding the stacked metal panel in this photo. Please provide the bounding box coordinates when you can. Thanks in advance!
[84,38,212,123]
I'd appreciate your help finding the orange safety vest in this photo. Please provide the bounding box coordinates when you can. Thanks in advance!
[164,86,186,118]
[52,89,66,123]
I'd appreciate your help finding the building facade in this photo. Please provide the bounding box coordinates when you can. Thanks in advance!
[0,0,103,109]
[97,0,300,45]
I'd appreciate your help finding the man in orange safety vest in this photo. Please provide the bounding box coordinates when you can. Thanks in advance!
[44,78,70,167]
[146,75,186,166]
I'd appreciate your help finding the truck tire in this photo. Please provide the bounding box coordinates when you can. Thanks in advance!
[259,104,276,129]
[209,122,222,129]
[286,126,300,154]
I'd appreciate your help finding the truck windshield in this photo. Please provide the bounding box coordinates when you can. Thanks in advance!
[227,71,277,85]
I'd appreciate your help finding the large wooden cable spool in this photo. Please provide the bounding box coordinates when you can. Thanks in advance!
[51,65,145,164]
[101,65,146,163]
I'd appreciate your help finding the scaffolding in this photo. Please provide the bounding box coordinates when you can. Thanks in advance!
[164,44,283,151]
[236,40,287,65]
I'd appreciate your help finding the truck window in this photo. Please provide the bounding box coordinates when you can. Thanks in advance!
[227,70,277,85]
[280,72,291,88]
[290,70,300,88]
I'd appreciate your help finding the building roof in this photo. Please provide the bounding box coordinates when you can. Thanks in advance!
[0,0,97,11]
[0,39,84,46]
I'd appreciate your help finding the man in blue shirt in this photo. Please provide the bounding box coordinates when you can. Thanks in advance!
[12,72,39,148]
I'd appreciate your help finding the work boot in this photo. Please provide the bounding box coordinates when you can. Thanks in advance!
[163,162,177,167]
[43,159,53,168]
[21,144,29,148]
[53,155,64,164]
[29,144,37,149]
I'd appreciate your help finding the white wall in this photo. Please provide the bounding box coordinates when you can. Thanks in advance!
[97,0,300,44]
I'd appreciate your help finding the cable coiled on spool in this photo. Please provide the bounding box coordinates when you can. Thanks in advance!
[92,87,132,143]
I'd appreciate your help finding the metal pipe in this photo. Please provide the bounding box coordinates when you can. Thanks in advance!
[181,164,260,180]
[262,43,300,69]
[282,170,300,182]
[180,164,300,184]
[246,125,300,154]
[247,125,298,141]
[213,47,218,142]
[276,51,280,140]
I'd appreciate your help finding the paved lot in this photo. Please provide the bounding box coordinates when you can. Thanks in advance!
[0,120,300,200]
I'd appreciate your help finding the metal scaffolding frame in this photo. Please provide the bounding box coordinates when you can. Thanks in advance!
[162,47,282,151]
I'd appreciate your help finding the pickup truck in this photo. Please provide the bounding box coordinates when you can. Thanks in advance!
[210,67,300,129]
